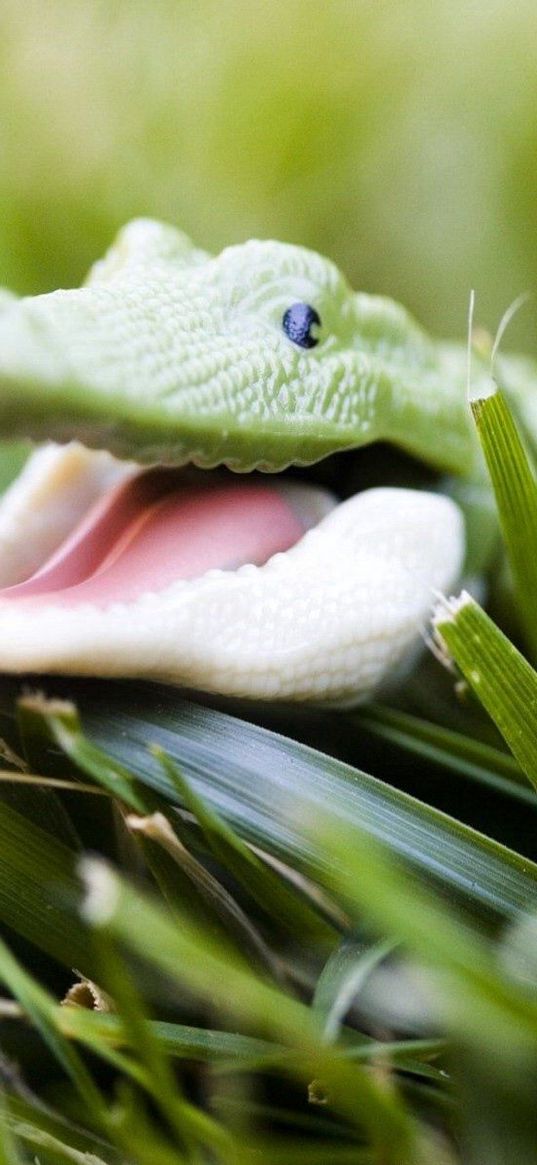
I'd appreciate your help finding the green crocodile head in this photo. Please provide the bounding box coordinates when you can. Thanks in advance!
[0,219,477,476]
[0,220,481,702]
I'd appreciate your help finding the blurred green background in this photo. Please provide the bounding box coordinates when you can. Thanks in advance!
[1,0,537,349]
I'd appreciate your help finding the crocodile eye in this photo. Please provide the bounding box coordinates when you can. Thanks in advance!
[282,303,321,349]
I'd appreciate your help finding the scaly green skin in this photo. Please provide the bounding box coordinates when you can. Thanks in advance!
[0,218,508,480]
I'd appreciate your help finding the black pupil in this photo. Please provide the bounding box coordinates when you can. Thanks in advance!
[282,302,320,349]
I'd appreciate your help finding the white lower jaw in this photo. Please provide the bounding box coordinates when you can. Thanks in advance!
[0,444,464,703]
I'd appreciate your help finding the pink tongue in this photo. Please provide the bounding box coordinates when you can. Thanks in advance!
[1,470,308,608]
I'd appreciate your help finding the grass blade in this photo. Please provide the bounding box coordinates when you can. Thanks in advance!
[0,1093,24,1165]
[434,592,537,788]
[43,683,537,920]
[4,1093,118,1165]
[313,935,394,1041]
[0,798,90,970]
[57,1008,445,1083]
[153,747,335,945]
[471,387,537,659]
[59,1008,280,1064]
[18,695,148,813]
[354,703,532,804]
[126,809,285,979]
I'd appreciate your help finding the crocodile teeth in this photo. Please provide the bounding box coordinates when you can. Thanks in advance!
[0,447,464,703]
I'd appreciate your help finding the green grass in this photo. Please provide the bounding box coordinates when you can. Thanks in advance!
[2,392,537,1161]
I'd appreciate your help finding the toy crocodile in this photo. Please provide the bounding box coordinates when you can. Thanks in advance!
[0,219,526,702]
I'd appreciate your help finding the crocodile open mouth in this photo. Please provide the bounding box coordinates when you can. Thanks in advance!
[0,442,464,703]
[1,468,335,605]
